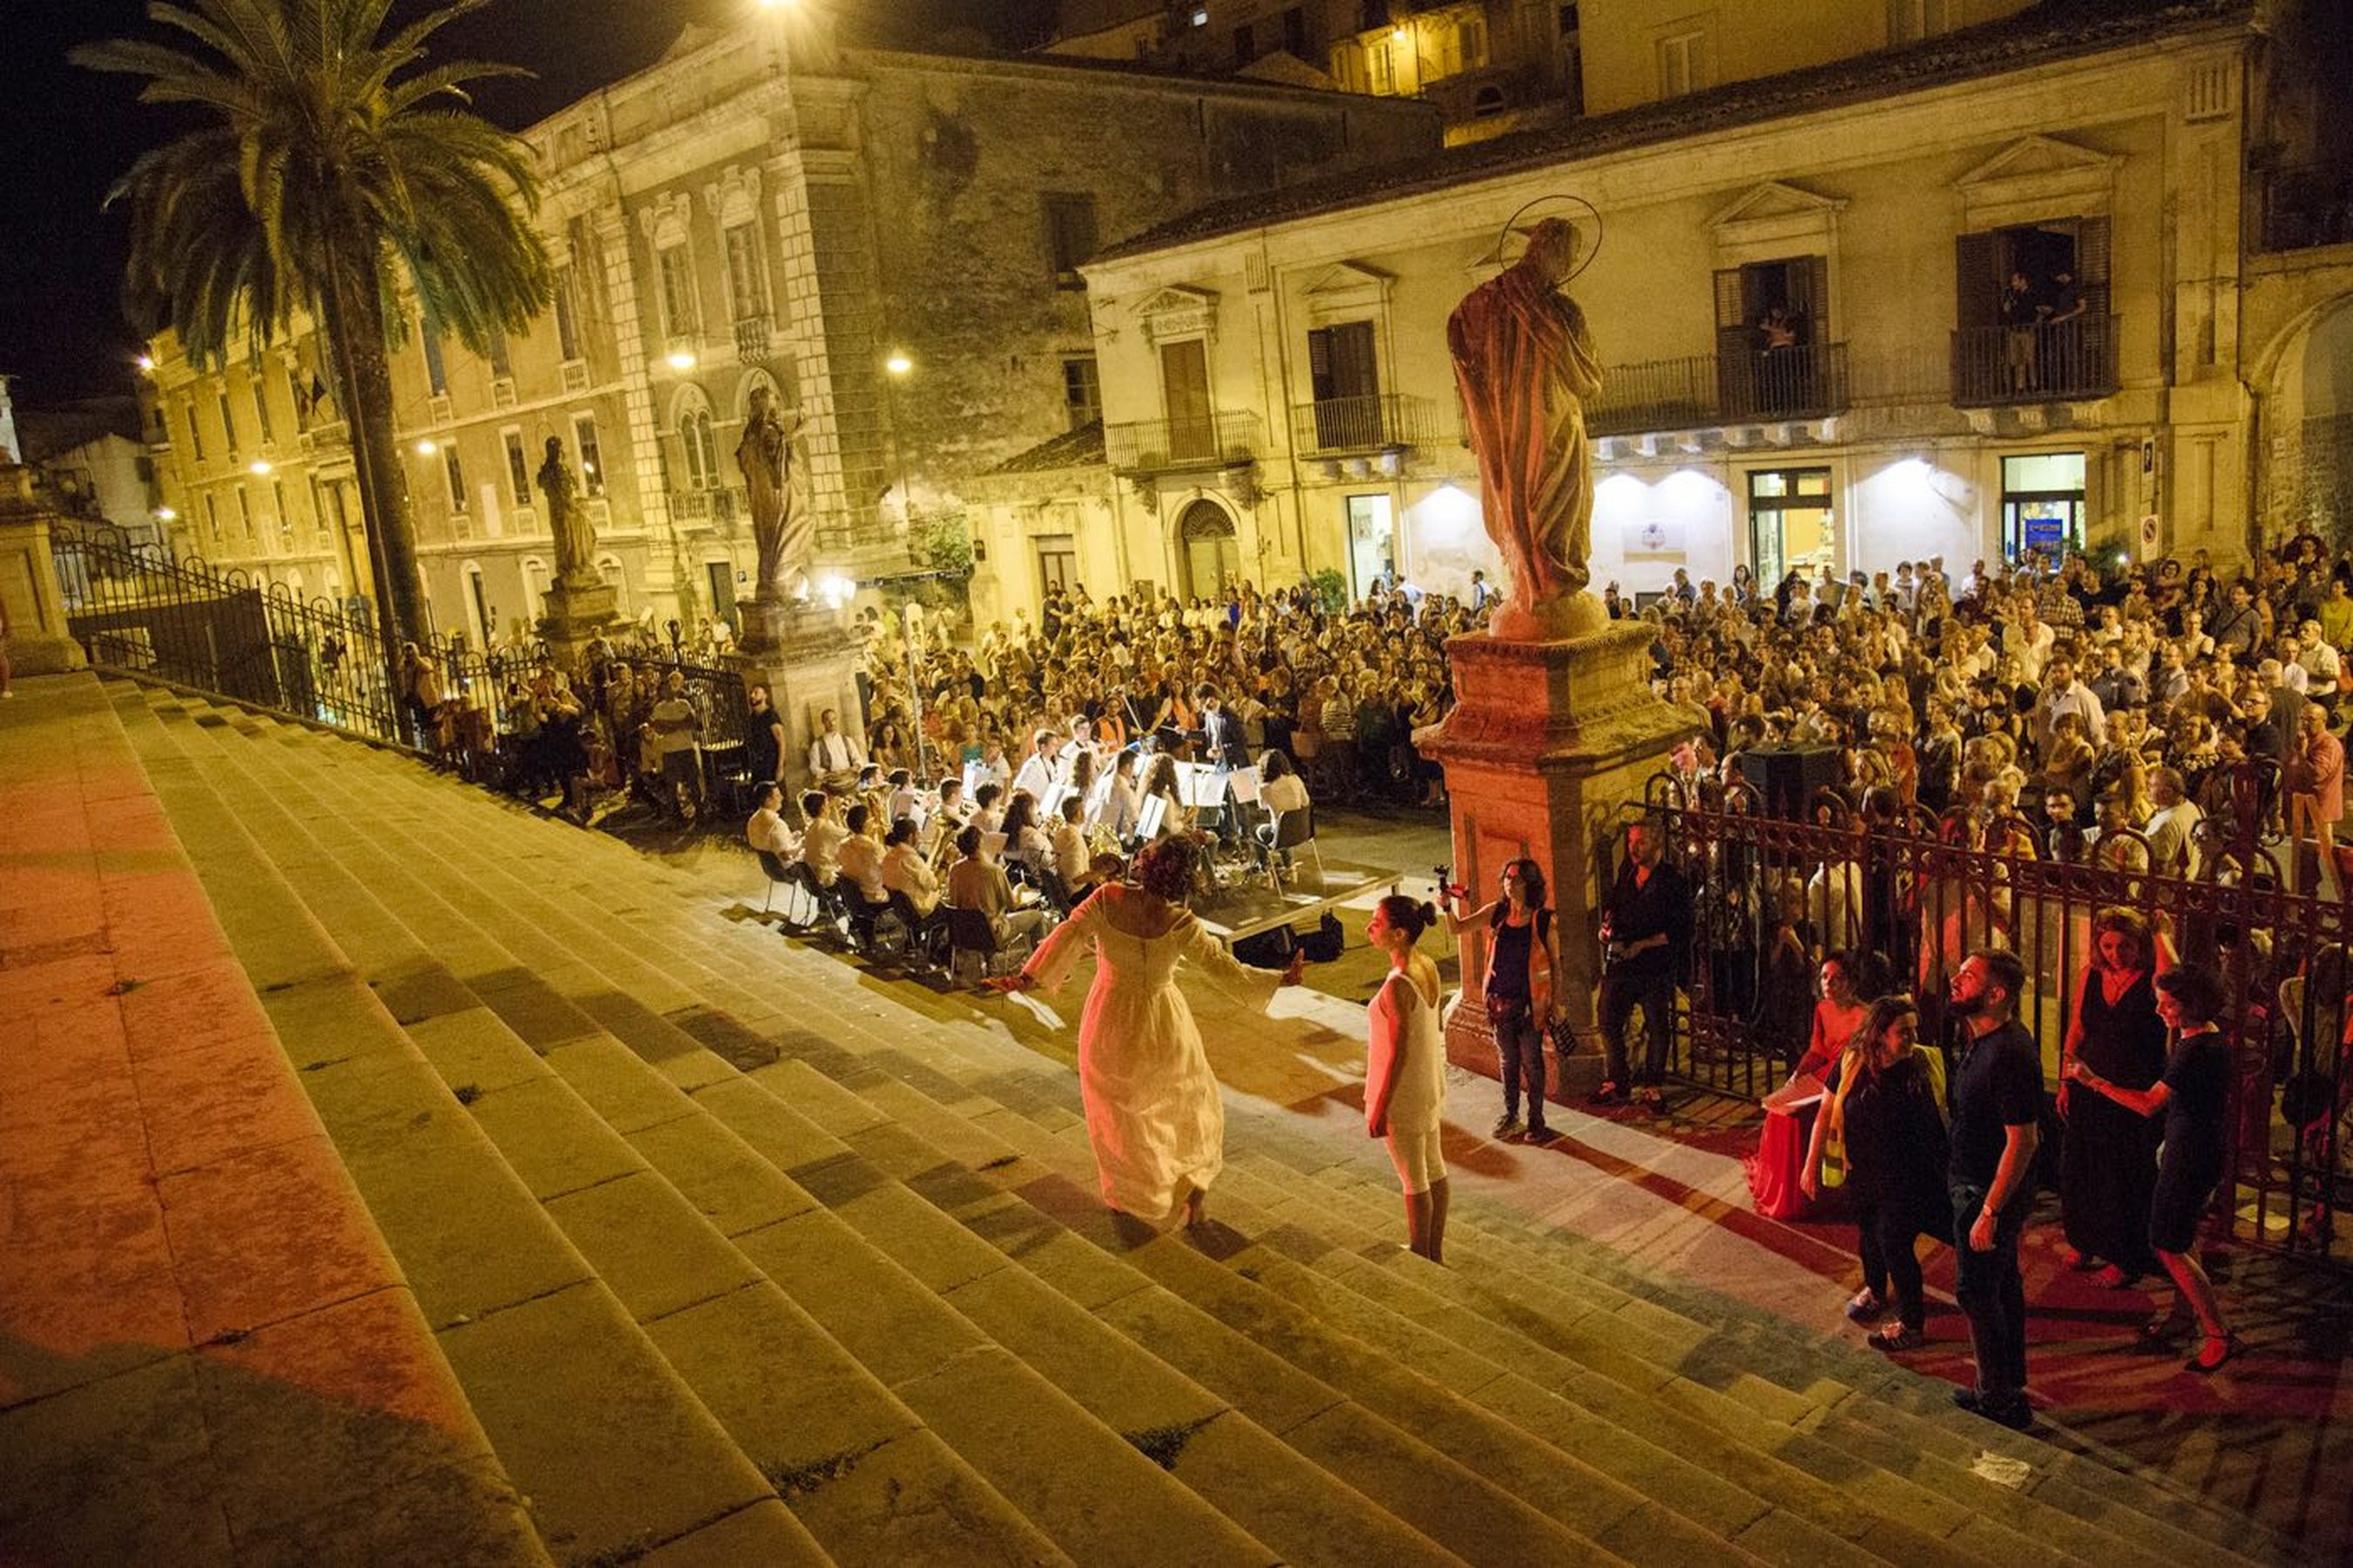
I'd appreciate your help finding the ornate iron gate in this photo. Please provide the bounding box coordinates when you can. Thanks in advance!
[1646,776,2350,1265]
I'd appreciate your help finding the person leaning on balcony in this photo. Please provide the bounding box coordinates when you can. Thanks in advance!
[1999,269,2042,395]
[2042,267,2086,386]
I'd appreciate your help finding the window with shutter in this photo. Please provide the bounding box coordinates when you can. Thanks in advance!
[1715,267,1755,418]
[1307,322,1381,448]
[1160,340,1214,461]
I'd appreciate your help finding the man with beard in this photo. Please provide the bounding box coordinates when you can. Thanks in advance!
[1945,950,2043,1429]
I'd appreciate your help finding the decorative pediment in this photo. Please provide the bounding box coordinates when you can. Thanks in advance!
[636,190,695,247]
[1134,286,1220,346]
[1708,180,1845,266]
[1708,181,1843,234]
[1954,135,2121,228]
[1300,261,1392,325]
[700,165,764,226]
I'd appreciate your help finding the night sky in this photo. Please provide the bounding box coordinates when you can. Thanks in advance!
[0,0,1055,407]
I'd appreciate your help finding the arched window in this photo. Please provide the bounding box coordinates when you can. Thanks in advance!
[1177,500,1240,599]
[672,385,720,492]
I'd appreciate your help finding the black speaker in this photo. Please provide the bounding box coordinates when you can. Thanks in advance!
[1738,744,1842,820]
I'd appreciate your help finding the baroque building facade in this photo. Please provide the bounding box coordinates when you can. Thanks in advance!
[140,10,1437,645]
[966,0,2353,624]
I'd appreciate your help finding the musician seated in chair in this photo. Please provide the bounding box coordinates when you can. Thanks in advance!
[1255,749,1312,864]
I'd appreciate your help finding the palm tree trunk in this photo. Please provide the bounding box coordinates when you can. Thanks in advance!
[317,240,427,648]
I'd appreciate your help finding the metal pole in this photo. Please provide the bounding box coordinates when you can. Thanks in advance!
[905,630,930,782]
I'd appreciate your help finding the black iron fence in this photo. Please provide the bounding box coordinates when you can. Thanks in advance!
[1586,344,1851,439]
[51,523,752,822]
[1641,774,2349,1264]
[1288,393,1452,456]
[1951,315,2118,407]
[1106,409,1264,471]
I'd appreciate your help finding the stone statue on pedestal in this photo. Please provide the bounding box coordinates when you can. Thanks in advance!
[738,385,811,602]
[537,436,598,590]
[1448,216,1606,642]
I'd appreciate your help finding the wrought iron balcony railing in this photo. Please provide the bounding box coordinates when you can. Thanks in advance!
[1585,343,1849,438]
[734,314,775,364]
[1105,409,1262,471]
[1287,393,1449,456]
[669,485,745,529]
[1949,316,2118,408]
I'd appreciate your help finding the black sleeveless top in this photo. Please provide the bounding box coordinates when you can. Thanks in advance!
[1488,919,1533,1005]
[2076,968,2167,1090]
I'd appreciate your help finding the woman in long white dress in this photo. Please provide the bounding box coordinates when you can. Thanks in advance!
[991,838,1300,1226]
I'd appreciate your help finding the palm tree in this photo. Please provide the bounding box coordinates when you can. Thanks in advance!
[78,0,553,658]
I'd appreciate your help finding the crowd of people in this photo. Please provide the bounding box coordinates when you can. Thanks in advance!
[811,543,2341,1425]
[845,579,1477,811]
[382,540,2340,1419]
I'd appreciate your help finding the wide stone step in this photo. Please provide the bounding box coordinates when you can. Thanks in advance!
[188,711,2183,1563]
[144,693,1292,1568]
[0,678,548,1568]
[705,979,2239,1568]
[112,693,826,1568]
[130,686,2299,1567]
[1227,1134,2287,1568]
[193,710,1496,1568]
[1243,1151,2248,1568]
[188,696,1713,1566]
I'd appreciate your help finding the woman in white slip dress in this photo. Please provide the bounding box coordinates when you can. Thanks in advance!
[992,837,1301,1226]
[1366,895,1450,1261]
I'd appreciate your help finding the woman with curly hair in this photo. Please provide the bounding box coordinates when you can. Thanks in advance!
[2059,908,2170,1289]
[991,837,1301,1226]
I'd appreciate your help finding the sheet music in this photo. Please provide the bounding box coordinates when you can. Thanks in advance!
[1135,795,1167,841]
[1083,771,1115,822]
[982,831,1009,858]
[1226,766,1263,805]
[1176,762,1227,809]
[1039,782,1072,821]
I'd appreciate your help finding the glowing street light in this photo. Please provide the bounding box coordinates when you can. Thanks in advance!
[249,459,274,476]
[885,351,913,375]
[136,355,156,373]
[155,506,179,522]
[666,349,698,371]
[415,439,438,456]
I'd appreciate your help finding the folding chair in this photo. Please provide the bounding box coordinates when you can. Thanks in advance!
[1267,805,1325,889]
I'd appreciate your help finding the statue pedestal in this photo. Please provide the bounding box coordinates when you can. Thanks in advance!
[0,467,91,678]
[1414,612,1698,1104]
[727,597,864,794]
[538,578,619,669]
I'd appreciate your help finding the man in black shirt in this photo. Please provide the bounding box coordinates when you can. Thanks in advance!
[1945,950,2043,1429]
[1593,820,1693,1110]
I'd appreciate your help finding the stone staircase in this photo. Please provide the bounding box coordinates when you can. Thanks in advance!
[104,678,2311,1566]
